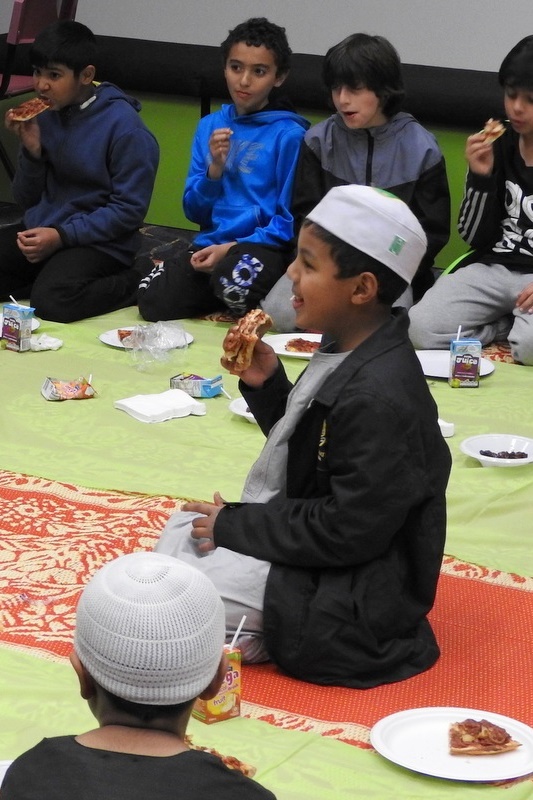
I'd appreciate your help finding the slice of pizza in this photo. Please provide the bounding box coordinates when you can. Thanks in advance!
[449,718,521,756]
[482,118,505,144]
[11,97,52,122]
[285,337,320,354]
[185,735,256,777]
[222,309,272,373]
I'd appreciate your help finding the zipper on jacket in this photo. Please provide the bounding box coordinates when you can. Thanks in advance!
[365,130,374,185]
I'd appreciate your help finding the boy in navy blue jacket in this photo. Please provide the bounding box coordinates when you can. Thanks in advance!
[138,17,308,322]
[0,21,159,322]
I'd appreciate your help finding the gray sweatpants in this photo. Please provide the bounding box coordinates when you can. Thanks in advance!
[409,263,533,365]
[155,511,270,662]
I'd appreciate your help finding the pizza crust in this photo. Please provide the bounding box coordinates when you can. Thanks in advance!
[185,736,256,777]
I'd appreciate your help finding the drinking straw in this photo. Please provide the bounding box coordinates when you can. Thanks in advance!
[229,615,246,649]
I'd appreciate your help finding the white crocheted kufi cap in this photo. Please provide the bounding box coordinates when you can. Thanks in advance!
[74,552,226,705]
[306,184,428,284]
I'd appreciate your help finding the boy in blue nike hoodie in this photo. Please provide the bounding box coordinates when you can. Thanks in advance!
[0,21,159,323]
[138,18,309,321]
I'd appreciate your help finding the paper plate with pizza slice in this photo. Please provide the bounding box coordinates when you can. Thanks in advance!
[264,332,322,359]
[371,706,533,781]
[99,325,193,349]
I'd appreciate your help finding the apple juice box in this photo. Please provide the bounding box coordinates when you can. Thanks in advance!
[192,646,241,724]
[449,336,482,388]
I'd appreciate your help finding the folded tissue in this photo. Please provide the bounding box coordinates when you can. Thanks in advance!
[114,389,206,423]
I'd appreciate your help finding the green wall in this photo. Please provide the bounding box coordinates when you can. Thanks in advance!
[0,93,469,270]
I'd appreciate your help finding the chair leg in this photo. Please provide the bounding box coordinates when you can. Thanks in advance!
[0,139,15,181]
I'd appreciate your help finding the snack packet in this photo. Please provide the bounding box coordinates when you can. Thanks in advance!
[41,377,96,401]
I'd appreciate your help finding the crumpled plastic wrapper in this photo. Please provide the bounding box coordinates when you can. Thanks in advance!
[41,376,96,401]
[30,333,63,351]
[124,321,189,371]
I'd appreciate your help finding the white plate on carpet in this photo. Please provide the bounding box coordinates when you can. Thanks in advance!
[460,434,533,467]
[265,332,322,359]
[99,326,193,349]
[0,313,40,331]
[416,349,494,378]
[371,707,533,782]
[229,397,257,424]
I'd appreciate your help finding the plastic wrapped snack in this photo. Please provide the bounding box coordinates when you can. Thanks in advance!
[41,376,96,401]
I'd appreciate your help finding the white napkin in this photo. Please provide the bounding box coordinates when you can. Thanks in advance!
[30,333,63,351]
[114,389,206,423]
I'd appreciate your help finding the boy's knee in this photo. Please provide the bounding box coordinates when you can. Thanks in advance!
[408,304,431,349]
[509,326,533,365]
[260,274,298,332]
[30,287,76,323]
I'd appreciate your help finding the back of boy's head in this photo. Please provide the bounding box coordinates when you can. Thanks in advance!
[323,33,405,117]
[305,185,427,304]
[30,20,97,75]
[74,552,225,705]
[499,36,533,91]
[221,17,292,76]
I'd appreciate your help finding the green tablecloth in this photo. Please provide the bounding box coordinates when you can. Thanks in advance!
[2,304,533,575]
[2,647,533,799]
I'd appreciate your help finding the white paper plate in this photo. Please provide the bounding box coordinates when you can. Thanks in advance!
[0,313,40,331]
[265,332,322,359]
[416,350,494,379]
[460,434,533,468]
[370,707,533,781]
[99,327,193,349]
[229,396,257,424]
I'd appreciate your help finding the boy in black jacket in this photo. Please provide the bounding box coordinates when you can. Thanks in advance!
[156,185,452,688]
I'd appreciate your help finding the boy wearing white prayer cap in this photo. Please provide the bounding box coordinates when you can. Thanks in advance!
[157,185,452,689]
[0,552,276,799]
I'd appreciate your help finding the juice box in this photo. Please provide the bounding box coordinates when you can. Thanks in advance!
[1,303,34,352]
[192,646,241,724]
[170,373,223,398]
[449,337,482,387]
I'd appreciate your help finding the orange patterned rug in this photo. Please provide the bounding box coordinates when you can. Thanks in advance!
[1,471,532,750]
[0,471,181,660]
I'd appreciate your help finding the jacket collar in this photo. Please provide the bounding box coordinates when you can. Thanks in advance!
[313,308,410,407]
